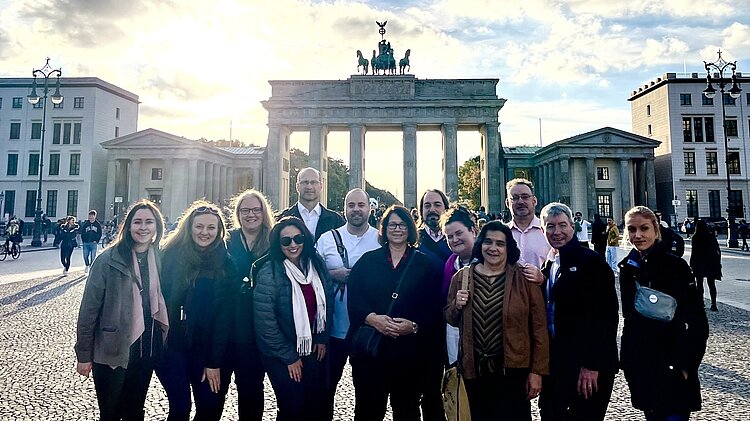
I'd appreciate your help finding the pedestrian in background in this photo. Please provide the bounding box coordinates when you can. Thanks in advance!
[619,206,708,421]
[60,216,79,275]
[605,218,620,275]
[80,210,103,274]
[690,220,722,312]
[221,189,275,420]
[574,211,591,248]
[253,216,333,421]
[42,214,51,243]
[75,199,169,421]
[591,214,607,257]
[157,201,232,420]
[739,219,749,251]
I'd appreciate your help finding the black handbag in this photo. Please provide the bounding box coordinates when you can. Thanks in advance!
[350,252,416,358]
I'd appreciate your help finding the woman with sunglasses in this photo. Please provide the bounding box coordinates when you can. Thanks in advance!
[347,205,442,420]
[219,189,275,420]
[253,216,333,421]
[75,199,169,420]
[157,201,232,420]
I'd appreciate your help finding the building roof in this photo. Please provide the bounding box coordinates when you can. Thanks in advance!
[503,146,540,155]
[218,147,265,155]
[0,77,139,103]
[628,71,750,101]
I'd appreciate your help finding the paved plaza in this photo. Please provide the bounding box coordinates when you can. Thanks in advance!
[1,244,749,420]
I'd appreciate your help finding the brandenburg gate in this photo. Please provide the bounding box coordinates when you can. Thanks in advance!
[261,75,507,212]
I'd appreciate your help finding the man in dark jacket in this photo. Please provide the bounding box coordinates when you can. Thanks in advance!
[79,210,103,274]
[591,213,607,257]
[540,203,619,421]
[277,167,344,241]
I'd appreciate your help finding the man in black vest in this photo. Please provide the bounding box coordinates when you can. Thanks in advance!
[277,167,345,241]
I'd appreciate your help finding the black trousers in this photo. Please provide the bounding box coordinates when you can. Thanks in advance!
[219,341,266,421]
[539,366,615,421]
[351,355,422,421]
[262,352,327,421]
[61,244,74,270]
[463,368,531,421]
[696,276,717,307]
[156,348,225,421]
[420,357,447,421]
[92,359,154,421]
[324,337,349,420]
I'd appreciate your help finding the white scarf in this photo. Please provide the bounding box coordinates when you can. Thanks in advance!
[283,259,327,356]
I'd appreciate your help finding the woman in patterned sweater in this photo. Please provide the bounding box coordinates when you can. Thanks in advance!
[445,221,549,421]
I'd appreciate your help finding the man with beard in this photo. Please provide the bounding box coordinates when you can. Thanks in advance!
[278,167,345,241]
[315,188,380,420]
[505,178,550,268]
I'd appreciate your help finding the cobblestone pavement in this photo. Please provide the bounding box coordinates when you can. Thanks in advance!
[1,246,749,420]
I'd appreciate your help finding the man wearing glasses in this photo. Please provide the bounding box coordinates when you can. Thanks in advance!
[505,178,550,268]
[278,167,345,241]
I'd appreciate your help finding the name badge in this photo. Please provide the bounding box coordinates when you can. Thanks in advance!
[569,267,577,272]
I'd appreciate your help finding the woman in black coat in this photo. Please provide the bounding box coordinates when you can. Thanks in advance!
[689,220,722,311]
[347,205,442,421]
[619,206,709,421]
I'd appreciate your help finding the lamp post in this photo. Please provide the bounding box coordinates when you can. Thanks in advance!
[703,50,742,248]
[27,58,63,247]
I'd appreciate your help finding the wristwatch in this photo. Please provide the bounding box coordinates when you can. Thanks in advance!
[412,322,419,334]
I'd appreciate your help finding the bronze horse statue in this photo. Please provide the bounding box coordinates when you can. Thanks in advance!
[356,50,369,75]
[399,49,410,74]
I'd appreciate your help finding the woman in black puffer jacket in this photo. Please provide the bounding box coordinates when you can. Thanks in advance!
[689,220,722,311]
[618,206,709,421]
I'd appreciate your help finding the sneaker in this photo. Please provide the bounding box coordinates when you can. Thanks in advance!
[710,305,718,312]
[84,266,89,274]
[63,269,68,275]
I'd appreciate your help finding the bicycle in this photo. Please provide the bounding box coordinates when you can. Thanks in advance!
[0,236,21,261]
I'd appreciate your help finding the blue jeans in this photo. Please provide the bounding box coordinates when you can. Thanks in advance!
[606,246,618,273]
[644,411,690,421]
[82,242,98,267]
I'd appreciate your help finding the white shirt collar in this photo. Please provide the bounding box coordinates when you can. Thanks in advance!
[298,202,321,216]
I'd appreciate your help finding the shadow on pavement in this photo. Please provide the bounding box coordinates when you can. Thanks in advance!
[2,274,86,317]
[0,275,66,307]
[701,363,750,400]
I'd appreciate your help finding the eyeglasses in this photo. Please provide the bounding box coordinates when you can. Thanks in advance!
[280,234,305,246]
[239,207,263,216]
[387,222,408,231]
[195,206,220,215]
[509,194,532,202]
[298,180,320,186]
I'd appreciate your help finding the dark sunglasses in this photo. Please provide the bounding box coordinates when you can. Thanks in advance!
[195,206,220,215]
[280,234,305,247]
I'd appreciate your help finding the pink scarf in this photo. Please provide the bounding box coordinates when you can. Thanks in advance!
[130,247,169,347]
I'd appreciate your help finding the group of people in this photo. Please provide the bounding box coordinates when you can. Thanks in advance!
[75,169,711,421]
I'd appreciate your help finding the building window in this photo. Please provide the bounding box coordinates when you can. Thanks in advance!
[646,105,651,116]
[686,190,698,218]
[648,124,652,136]
[53,123,61,144]
[682,118,692,142]
[33,101,43,109]
[702,95,714,106]
[12,97,22,108]
[53,99,63,109]
[706,151,719,175]
[148,194,162,207]
[52,121,82,144]
[31,122,42,140]
[747,92,750,105]
[705,117,715,142]
[10,122,21,140]
[25,190,37,218]
[596,166,609,180]
[723,93,736,106]
[63,123,72,144]
[73,97,84,108]
[680,93,692,105]
[684,151,696,175]
[597,194,612,218]
[69,153,81,176]
[3,190,15,216]
[115,126,119,137]
[151,168,163,180]
[730,190,745,218]
[708,190,721,218]
[73,123,81,144]
[49,153,60,175]
[28,153,39,176]
[693,118,703,142]
[116,107,120,119]
[7,154,18,176]
[46,190,57,217]
[67,190,78,217]
[728,151,741,174]
[725,119,738,137]
[0,98,3,109]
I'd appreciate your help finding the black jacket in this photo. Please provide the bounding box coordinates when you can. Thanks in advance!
[347,246,443,360]
[591,217,607,248]
[79,220,103,244]
[60,224,79,247]
[656,225,685,257]
[618,246,709,412]
[277,203,345,241]
[689,233,722,279]
[541,239,619,374]
[225,229,260,345]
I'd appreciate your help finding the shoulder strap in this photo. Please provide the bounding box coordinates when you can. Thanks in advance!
[385,251,416,316]
[330,228,349,268]
[461,265,470,290]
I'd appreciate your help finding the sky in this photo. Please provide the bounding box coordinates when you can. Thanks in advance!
[1,0,749,201]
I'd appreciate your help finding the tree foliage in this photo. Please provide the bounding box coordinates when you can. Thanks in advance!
[458,155,481,210]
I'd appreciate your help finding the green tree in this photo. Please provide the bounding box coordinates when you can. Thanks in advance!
[458,155,481,210]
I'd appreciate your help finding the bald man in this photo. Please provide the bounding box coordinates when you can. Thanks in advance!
[278,167,345,241]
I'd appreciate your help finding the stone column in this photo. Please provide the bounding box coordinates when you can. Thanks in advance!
[105,159,116,220]
[480,122,501,213]
[402,124,418,208]
[552,160,561,202]
[543,163,551,205]
[349,124,366,190]
[162,158,173,219]
[220,165,228,205]
[263,125,291,210]
[128,159,141,204]
[213,163,221,204]
[442,123,458,201]
[646,158,657,209]
[619,158,632,219]
[227,167,234,199]
[309,125,329,207]
[204,161,212,201]
[585,157,597,218]
[188,159,199,202]
[559,157,570,206]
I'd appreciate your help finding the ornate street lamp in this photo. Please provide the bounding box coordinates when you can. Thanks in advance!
[703,50,742,248]
[27,58,63,247]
